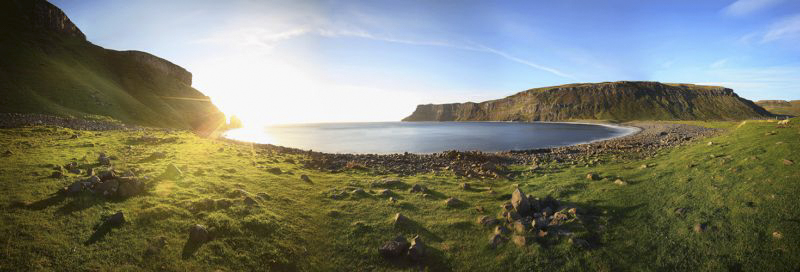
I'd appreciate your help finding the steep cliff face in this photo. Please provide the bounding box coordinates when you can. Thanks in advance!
[403,81,771,122]
[0,0,224,131]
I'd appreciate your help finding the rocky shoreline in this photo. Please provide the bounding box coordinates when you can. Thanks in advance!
[242,122,719,178]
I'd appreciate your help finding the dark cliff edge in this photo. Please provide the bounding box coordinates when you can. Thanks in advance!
[403,81,771,122]
[0,0,225,132]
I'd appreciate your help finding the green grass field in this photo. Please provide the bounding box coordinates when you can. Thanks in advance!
[0,118,798,271]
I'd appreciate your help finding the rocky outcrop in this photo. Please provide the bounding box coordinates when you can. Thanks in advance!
[403,81,771,122]
[28,0,86,39]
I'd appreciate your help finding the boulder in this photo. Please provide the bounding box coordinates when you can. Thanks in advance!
[300,175,312,182]
[444,197,461,207]
[98,170,116,181]
[50,171,64,178]
[410,184,429,194]
[378,236,410,258]
[117,177,144,198]
[267,167,282,175]
[64,181,84,194]
[614,179,628,185]
[460,183,471,190]
[393,213,411,227]
[586,173,600,181]
[488,234,507,249]
[494,225,511,235]
[98,153,111,166]
[164,164,182,178]
[95,179,120,196]
[407,235,426,261]
[378,189,392,197]
[187,224,209,244]
[512,220,529,233]
[215,199,233,209]
[243,196,259,206]
[693,223,707,233]
[511,188,531,215]
[105,212,125,227]
[511,235,528,247]
[477,216,499,227]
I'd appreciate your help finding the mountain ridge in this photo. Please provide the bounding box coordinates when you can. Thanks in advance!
[403,81,771,122]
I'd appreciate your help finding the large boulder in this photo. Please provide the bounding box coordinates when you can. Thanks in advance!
[188,224,209,244]
[511,188,531,215]
[378,236,410,258]
[117,177,145,198]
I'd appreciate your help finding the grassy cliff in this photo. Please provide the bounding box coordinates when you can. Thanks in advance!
[0,0,225,131]
[756,100,800,117]
[403,81,771,122]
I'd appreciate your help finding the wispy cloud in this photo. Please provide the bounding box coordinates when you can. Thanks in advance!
[199,25,576,80]
[762,14,800,43]
[710,58,729,68]
[723,0,785,16]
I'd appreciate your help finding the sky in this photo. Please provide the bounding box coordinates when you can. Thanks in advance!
[52,0,800,125]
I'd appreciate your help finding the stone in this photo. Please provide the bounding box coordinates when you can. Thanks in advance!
[267,167,282,175]
[64,181,84,194]
[511,235,528,247]
[550,212,569,226]
[388,196,397,203]
[98,153,111,166]
[569,238,590,249]
[378,236,410,258]
[50,171,64,178]
[477,216,499,227]
[512,220,528,233]
[488,234,507,249]
[693,223,707,233]
[393,213,411,227]
[215,199,233,209]
[188,224,209,244]
[243,196,259,206]
[494,225,511,235]
[407,235,426,261]
[95,179,120,196]
[502,202,514,212]
[378,189,392,197]
[773,231,783,239]
[87,176,101,186]
[351,188,367,195]
[784,159,795,166]
[117,177,144,198]
[536,229,549,238]
[68,168,81,174]
[444,197,461,207]
[511,188,531,215]
[614,179,628,185]
[300,175,312,182]
[98,170,116,181]
[164,164,182,178]
[105,212,125,227]
[410,184,428,194]
[460,183,471,190]
[532,216,549,229]
[506,210,521,222]
[586,173,600,181]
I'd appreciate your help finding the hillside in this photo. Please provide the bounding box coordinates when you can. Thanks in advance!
[403,81,771,122]
[756,100,800,117]
[0,0,224,131]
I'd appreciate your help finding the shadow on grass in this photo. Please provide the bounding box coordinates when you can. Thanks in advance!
[395,220,443,243]
[181,240,206,259]
[379,240,453,271]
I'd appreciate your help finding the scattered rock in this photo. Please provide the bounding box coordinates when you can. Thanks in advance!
[164,164,182,178]
[494,225,511,235]
[784,159,795,166]
[388,196,397,203]
[511,235,528,247]
[444,197,461,207]
[50,171,64,178]
[98,153,111,166]
[488,234,507,249]
[117,177,144,198]
[300,175,312,182]
[243,196,259,206]
[351,188,367,196]
[586,173,600,181]
[215,199,233,209]
[187,224,209,244]
[267,167,282,175]
[393,213,411,227]
[569,238,590,249]
[68,168,81,174]
[511,188,531,215]
[104,212,125,227]
[512,220,529,233]
[64,181,84,194]
[614,179,628,185]
[378,236,410,258]
[460,183,471,190]
[693,223,707,233]
[410,184,429,194]
[95,179,120,196]
[773,231,783,239]
[378,189,392,197]
[478,216,500,227]
[407,235,426,261]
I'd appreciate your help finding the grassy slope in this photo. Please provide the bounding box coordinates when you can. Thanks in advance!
[758,101,800,117]
[0,119,798,271]
[0,0,223,130]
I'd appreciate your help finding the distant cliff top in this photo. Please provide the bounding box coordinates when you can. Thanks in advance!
[404,81,771,122]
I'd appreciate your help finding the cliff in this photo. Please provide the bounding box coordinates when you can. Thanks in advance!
[403,81,771,122]
[0,0,225,131]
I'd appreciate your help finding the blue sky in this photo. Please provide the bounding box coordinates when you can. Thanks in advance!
[52,0,800,124]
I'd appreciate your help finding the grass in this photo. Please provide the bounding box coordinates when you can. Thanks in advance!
[0,118,798,271]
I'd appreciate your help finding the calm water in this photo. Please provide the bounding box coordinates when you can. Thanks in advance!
[224,122,637,154]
